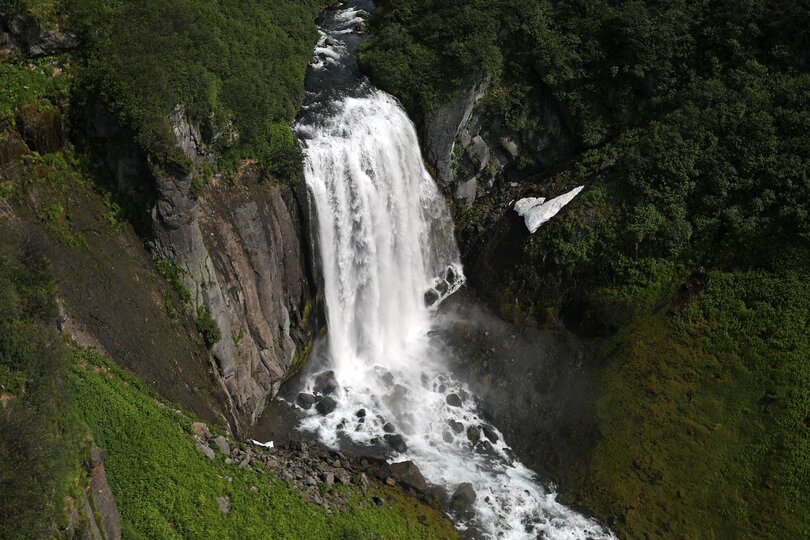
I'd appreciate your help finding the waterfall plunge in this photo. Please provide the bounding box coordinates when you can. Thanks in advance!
[303,92,463,382]
[293,5,614,537]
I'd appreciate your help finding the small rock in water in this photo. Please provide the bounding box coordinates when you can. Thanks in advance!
[443,431,454,443]
[392,384,408,401]
[448,419,464,433]
[446,393,462,407]
[355,408,366,418]
[384,433,407,453]
[316,396,337,415]
[381,372,395,386]
[325,35,337,46]
[450,483,477,514]
[313,370,339,395]
[388,460,427,492]
[424,289,440,306]
[475,440,495,455]
[466,426,481,444]
[297,393,317,410]
[481,425,499,444]
[383,422,396,433]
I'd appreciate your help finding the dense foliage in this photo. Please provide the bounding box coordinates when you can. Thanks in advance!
[67,0,327,180]
[363,1,810,537]
[364,0,810,272]
[0,235,85,538]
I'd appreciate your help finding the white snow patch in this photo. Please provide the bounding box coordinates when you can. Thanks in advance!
[514,185,585,233]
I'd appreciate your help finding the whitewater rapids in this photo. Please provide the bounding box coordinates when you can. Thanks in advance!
[292,3,615,538]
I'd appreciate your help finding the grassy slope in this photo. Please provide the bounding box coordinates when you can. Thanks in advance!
[575,271,810,538]
[68,349,458,540]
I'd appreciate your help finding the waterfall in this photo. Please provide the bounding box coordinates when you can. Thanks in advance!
[303,91,463,380]
[293,3,614,538]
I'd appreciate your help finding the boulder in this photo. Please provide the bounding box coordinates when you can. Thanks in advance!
[192,422,210,438]
[355,408,366,418]
[384,433,407,453]
[315,396,337,415]
[296,393,317,410]
[448,419,464,433]
[446,393,463,407]
[450,483,477,514]
[481,425,499,444]
[313,370,339,396]
[443,431,454,443]
[196,443,215,460]
[466,426,481,444]
[424,289,440,307]
[388,461,427,492]
[383,422,396,433]
[212,436,230,456]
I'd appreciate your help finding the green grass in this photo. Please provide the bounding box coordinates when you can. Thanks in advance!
[575,270,810,539]
[0,62,69,122]
[67,350,458,539]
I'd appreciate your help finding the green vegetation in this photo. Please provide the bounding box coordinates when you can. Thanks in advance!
[68,349,458,539]
[0,62,69,123]
[195,305,221,349]
[579,270,810,538]
[67,0,328,181]
[364,1,810,537]
[0,234,87,538]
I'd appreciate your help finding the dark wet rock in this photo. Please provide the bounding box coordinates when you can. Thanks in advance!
[435,280,450,295]
[392,384,408,401]
[313,370,339,396]
[466,426,481,444]
[446,393,462,407]
[316,396,337,415]
[383,422,396,433]
[450,482,477,514]
[384,433,407,453]
[446,266,458,284]
[424,289,440,306]
[297,393,317,410]
[448,419,464,433]
[355,408,366,418]
[443,431,454,443]
[475,440,495,455]
[388,461,427,492]
[481,425,499,444]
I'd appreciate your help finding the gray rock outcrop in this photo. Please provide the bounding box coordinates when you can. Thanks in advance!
[147,108,316,434]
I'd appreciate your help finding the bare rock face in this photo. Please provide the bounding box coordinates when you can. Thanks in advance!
[149,109,316,434]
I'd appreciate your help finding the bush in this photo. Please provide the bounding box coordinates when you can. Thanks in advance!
[195,305,221,349]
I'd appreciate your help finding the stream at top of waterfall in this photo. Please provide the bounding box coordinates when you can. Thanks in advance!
[254,2,615,538]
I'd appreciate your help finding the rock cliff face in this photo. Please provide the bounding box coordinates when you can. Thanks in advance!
[422,77,577,212]
[147,110,316,434]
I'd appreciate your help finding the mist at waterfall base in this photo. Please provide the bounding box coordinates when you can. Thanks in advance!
[287,3,614,538]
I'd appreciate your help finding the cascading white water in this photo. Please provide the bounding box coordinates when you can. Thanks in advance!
[303,92,463,379]
[294,4,615,539]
